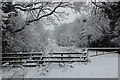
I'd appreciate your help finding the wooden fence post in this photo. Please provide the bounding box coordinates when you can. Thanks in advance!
[61,54,63,60]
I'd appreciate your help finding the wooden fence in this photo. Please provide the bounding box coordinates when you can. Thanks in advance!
[1,52,88,67]
[88,48,120,57]
[1,48,119,67]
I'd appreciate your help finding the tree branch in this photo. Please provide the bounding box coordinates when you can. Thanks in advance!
[92,2,104,8]
[37,3,44,18]
[28,2,62,23]
[13,26,25,33]
[13,2,42,8]
[15,6,42,11]
[12,2,62,33]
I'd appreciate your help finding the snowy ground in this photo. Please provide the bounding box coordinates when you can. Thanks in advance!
[2,39,118,78]
[45,53,118,78]
[2,53,118,78]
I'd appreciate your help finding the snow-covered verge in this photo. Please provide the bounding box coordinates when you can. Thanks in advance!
[45,53,118,78]
[2,53,118,78]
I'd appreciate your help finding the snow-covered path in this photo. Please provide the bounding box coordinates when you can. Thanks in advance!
[46,39,66,53]
[45,53,118,78]
[2,53,118,78]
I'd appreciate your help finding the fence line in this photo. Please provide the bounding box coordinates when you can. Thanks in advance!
[2,52,88,67]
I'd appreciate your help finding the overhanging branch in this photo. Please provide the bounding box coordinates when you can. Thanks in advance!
[12,2,62,33]
[28,2,62,23]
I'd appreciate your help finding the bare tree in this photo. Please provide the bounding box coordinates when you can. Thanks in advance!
[1,1,73,33]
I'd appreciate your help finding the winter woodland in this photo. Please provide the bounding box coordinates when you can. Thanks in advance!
[0,0,119,78]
